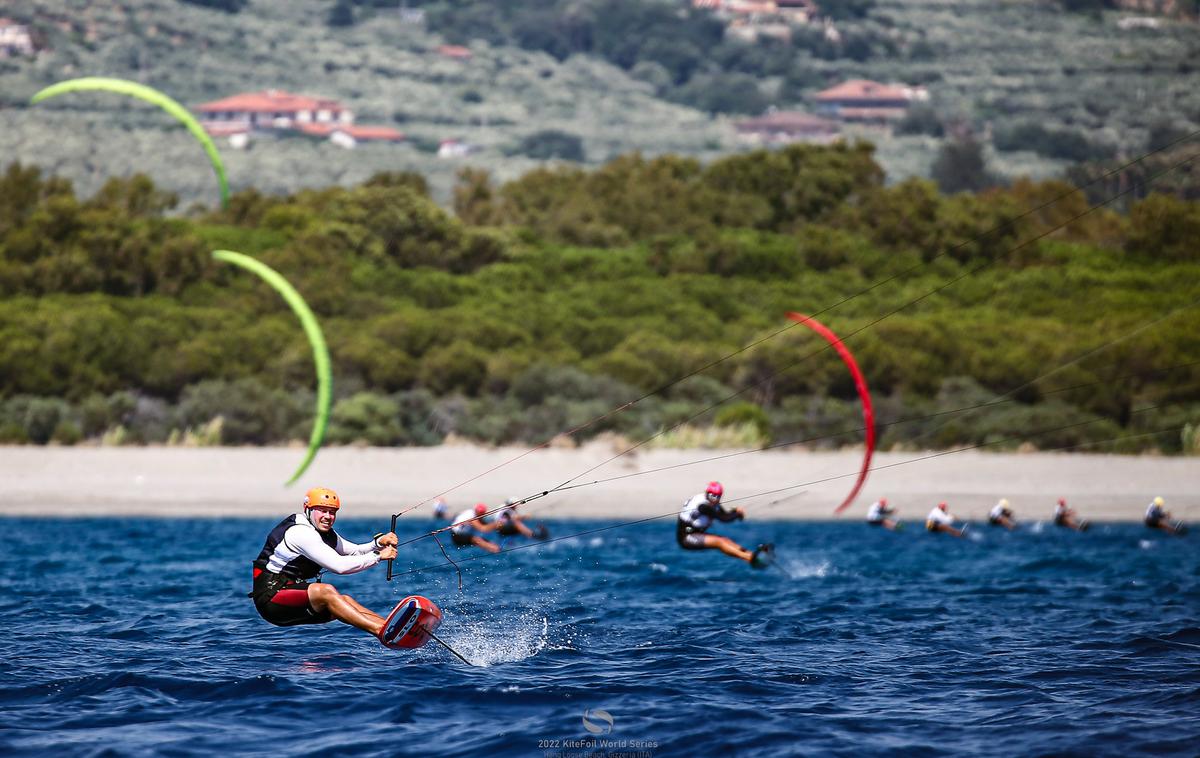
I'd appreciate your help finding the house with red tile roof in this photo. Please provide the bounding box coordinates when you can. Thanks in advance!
[196,89,402,147]
[197,90,351,131]
[735,110,840,144]
[436,44,472,60]
[814,79,928,123]
[693,0,818,41]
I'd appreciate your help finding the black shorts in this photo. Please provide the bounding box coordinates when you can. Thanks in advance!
[1054,514,1068,526]
[498,522,520,537]
[988,516,1003,526]
[1145,516,1163,528]
[867,519,885,527]
[676,524,707,550]
[451,531,474,547]
[251,574,332,627]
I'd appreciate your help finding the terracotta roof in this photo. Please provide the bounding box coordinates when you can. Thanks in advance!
[341,125,404,141]
[815,79,909,102]
[297,123,404,141]
[196,90,343,114]
[296,123,336,136]
[721,0,777,12]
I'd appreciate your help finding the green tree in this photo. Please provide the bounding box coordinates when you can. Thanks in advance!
[514,129,586,162]
[931,136,997,194]
[420,341,489,396]
[1126,193,1200,262]
[328,0,355,26]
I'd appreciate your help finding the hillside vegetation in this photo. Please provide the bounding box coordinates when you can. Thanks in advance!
[0,0,1197,206]
[1,141,1198,454]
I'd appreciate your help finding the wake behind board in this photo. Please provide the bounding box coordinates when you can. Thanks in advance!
[379,595,442,650]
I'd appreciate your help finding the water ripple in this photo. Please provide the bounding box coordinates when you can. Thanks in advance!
[0,518,1196,756]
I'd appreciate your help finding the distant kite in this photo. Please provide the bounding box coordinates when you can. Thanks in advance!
[786,312,876,514]
[214,250,332,486]
[31,77,230,208]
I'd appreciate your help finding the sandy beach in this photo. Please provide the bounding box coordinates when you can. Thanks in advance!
[3,443,1195,522]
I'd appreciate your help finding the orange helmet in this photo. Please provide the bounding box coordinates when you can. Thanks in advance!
[303,487,341,511]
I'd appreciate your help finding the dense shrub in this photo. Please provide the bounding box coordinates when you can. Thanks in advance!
[177,379,308,444]
[993,122,1114,163]
[1125,193,1200,262]
[0,152,1196,453]
[513,130,586,162]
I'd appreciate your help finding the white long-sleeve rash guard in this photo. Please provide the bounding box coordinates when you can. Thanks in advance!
[265,513,381,575]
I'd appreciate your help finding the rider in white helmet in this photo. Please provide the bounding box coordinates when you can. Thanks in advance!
[988,498,1016,530]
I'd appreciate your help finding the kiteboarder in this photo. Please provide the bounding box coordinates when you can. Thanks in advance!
[988,498,1017,530]
[1144,496,1186,535]
[249,487,398,637]
[1053,497,1087,531]
[866,498,899,530]
[677,481,773,567]
[925,501,965,538]
[450,503,502,553]
[432,497,450,520]
[495,497,548,540]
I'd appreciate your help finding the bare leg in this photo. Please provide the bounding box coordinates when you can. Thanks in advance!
[702,534,753,562]
[341,594,386,626]
[472,536,502,553]
[514,520,535,538]
[307,583,384,636]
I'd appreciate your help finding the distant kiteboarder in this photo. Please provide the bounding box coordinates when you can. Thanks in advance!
[1053,497,1088,531]
[925,501,966,538]
[866,498,899,530]
[988,498,1017,530]
[432,497,450,520]
[677,481,773,568]
[450,503,502,553]
[496,497,549,541]
[249,487,401,638]
[1144,496,1186,535]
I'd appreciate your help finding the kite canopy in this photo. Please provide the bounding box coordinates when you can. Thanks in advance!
[786,312,876,514]
[31,77,230,209]
[213,250,331,486]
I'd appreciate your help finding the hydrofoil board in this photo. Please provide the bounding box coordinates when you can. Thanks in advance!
[379,595,442,650]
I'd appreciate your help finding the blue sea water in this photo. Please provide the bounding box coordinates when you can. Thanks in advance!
[1,516,1197,757]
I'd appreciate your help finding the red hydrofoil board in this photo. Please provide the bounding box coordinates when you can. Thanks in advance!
[379,595,442,650]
